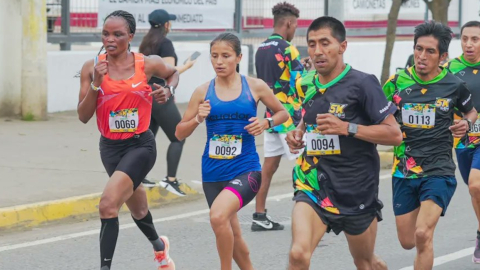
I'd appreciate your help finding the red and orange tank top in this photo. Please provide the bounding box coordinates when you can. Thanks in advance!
[95,52,152,140]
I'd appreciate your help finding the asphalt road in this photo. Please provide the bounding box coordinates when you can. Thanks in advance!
[0,169,478,270]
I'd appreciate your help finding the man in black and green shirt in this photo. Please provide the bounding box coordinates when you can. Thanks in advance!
[384,21,477,270]
[286,16,401,270]
[445,20,480,263]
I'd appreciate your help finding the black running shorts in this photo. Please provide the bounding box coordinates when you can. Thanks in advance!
[99,130,156,190]
[202,171,262,209]
[293,191,382,236]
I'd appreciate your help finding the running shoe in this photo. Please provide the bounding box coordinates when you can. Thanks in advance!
[251,209,284,231]
[159,177,186,196]
[142,178,158,188]
[154,236,175,269]
[473,238,480,263]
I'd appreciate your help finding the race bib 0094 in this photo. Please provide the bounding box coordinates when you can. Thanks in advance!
[305,124,340,156]
[109,108,139,133]
[209,134,242,159]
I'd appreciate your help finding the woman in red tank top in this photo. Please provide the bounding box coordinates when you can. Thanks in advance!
[77,10,178,270]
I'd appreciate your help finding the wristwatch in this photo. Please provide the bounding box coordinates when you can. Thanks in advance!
[464,119,473,131]
[348,123,358,137]
[266,117,274,128]
[166,85,175,96]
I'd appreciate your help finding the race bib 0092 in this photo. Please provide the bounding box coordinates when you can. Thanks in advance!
[209,134,242,159]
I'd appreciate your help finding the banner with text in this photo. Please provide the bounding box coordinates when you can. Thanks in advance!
[98,0,235,30]
[346,0,426,15]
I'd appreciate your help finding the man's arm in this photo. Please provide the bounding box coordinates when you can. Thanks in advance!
[316,113,402,146]
[450,82,478,137]
[353,115,402,145]
[318,73,402,146]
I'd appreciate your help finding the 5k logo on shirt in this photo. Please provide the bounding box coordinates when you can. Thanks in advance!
[329,103,348,118]
[435,98,451,112]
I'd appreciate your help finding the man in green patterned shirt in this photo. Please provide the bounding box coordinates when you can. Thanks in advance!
[252,1,305,231]
[445,20,480,263]
[384,21,477,269]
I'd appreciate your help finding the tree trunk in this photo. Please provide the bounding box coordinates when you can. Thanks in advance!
[424,0,451,25]
[380,0,404,85]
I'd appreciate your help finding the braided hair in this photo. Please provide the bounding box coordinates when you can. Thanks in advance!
[98,10,136,55]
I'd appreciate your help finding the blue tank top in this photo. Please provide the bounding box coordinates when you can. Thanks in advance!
[201,75,261,182]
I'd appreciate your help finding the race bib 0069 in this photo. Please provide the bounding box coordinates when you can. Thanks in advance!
[109,108,139,133]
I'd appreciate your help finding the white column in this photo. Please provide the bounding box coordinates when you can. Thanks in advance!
[0,0,22,117]
[21,0,48,120]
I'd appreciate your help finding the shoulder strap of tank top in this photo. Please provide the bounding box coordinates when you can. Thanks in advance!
[205,78,216,100]
[240,75,254,101]
[134,52,145,73]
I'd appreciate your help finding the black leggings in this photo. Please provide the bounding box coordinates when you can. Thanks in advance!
[149,97,185,178]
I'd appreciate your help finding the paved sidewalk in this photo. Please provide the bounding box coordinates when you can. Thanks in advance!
[0,103,394,230]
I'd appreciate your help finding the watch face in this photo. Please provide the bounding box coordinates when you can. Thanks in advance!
[349,123,357,134]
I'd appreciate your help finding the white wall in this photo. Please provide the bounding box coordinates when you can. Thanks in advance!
[47,51,93,113]
[47,43,249,112]
[461,0,480,24]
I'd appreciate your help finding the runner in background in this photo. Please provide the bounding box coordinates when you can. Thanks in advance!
[253,1,304,231]
[139,9,197,195]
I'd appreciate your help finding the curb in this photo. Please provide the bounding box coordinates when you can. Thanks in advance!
[0,183,200,232]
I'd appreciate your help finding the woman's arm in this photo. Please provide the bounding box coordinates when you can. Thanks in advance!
[175,83,209,141]
[77,59,102,124]
[244,77,289,136]
[145,55,179,103]
[145,55,179,89]
[163,56,196,75]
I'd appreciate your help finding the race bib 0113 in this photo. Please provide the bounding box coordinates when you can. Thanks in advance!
[305,124,341,156]
[109,108,139,133]
[209,134,242,159]
[402,103,435,129]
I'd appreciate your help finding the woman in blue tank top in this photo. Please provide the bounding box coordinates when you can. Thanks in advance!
[176,33,288,270]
